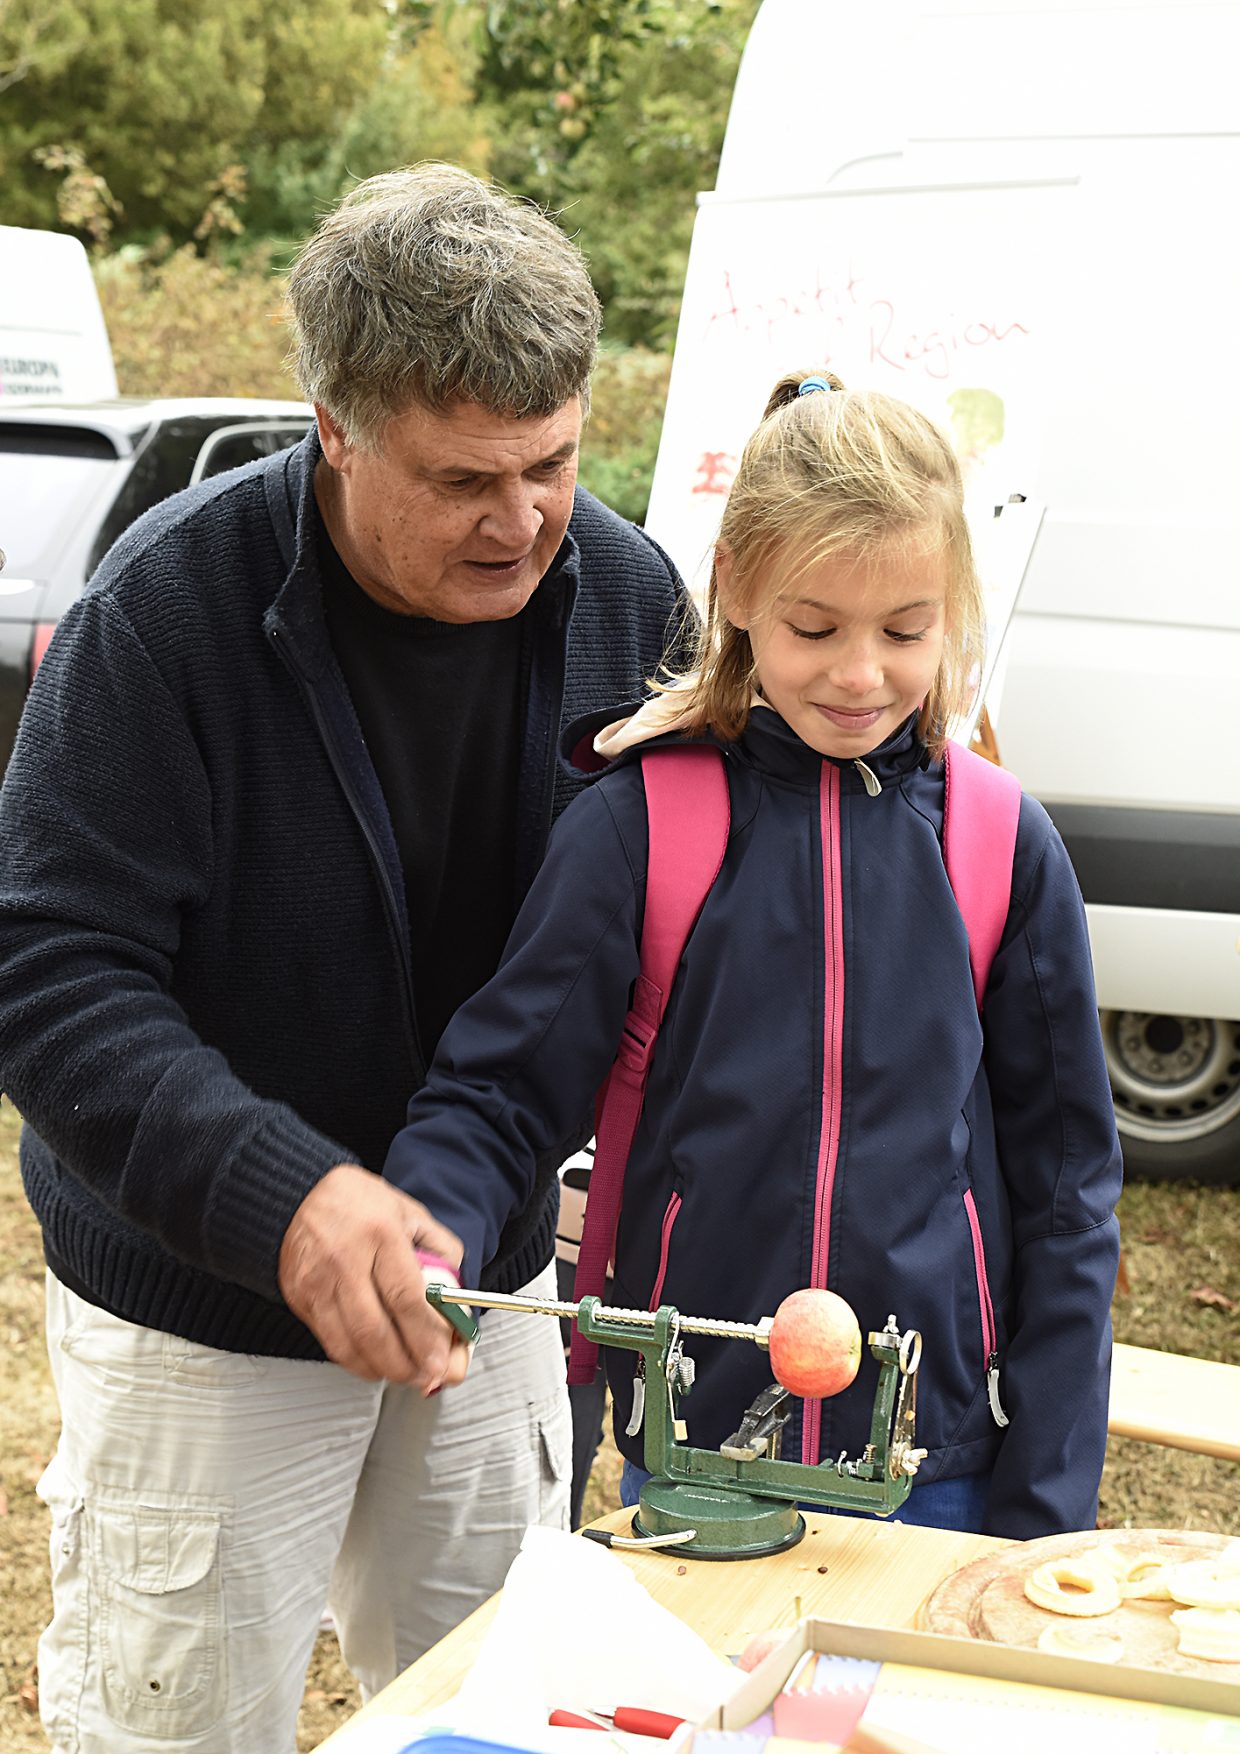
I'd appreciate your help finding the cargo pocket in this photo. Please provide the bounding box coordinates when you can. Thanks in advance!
[536,1395,572,1530]
[91,1498,226,1737]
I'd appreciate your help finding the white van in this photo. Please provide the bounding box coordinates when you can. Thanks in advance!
[0,226,117,402]
[645,0,1240,1181]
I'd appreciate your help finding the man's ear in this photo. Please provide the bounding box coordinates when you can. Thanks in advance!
[315,404,350,471]
[714,544,748,629]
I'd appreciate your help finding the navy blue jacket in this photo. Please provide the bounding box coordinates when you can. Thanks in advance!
[389,707,1122,1539]
[0,432,689,1358]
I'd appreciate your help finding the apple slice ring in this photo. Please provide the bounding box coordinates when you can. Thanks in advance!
[1024,1556,1122,1617]
[1170,1607,1240,1663]
[1100,1548,1176,1600]
[1044,1543,1169,1599]
[1037,1622,1127,1662]
[1166,1560,1240,1610]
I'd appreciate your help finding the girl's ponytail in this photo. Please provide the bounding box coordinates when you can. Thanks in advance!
[761,369,846,421]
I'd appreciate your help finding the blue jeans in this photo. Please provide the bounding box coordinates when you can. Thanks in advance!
[619,1459,989,1534]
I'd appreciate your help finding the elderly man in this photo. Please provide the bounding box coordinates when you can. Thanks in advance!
[0,164,689,1752]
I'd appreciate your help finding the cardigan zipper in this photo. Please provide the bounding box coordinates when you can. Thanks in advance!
[804,761,846,1465]
[512,571,572,900]
[268,624,425,1083]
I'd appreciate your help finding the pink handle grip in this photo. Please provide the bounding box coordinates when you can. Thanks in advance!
[415,1249,460,1284]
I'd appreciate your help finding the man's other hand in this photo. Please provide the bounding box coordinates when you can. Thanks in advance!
[278,1164,468,1391]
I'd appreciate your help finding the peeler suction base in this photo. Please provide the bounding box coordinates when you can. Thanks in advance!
[634,1479,806,1560]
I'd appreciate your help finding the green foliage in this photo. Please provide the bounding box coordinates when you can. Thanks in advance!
[95,248,298,400]
[563,3,757,346]
[0,0,88,98]
[0,0,386,239]
[30,143,121,245]
[470,0,757,348]
[578,345,671,525]
[477,0,666,193]
[7,0,754,518]
[242,19,491,242]
[1,0,755,360]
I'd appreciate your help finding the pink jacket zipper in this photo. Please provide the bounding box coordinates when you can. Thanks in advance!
[648,1192,681,1310]
[963,1186,1009,1427]
[803,763,846,1463]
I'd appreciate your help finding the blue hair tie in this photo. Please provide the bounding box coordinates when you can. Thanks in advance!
[797,376,831,397]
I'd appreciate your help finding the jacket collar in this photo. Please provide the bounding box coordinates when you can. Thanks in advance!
[735,703,928,791]
[262,428,333,677]
[564,692,928,791]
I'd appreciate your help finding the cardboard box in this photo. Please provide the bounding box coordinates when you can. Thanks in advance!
[697,1615,1240,1736]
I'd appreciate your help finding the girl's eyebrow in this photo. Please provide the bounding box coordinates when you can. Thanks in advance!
[789,595,941,615]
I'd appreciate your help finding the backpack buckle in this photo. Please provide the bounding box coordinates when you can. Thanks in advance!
[615,1007,658,1075]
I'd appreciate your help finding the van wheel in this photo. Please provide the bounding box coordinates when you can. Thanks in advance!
[1101,1011,1240,1185]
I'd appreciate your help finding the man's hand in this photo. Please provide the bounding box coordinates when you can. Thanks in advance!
[278,1164,469,1392]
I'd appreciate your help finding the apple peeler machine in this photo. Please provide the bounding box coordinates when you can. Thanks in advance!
[427,1284,927,1561]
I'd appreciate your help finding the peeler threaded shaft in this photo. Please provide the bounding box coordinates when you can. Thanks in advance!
[433,1286,772,1346]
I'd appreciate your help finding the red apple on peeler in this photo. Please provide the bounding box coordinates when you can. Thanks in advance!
[768,1288,862,1399]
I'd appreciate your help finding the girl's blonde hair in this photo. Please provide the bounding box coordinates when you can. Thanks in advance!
[667,371,986,760]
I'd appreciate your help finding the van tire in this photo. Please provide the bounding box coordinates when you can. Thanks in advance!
[1101,1011,1240,1186]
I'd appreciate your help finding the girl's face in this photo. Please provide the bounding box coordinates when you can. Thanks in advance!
[721,540,948,759]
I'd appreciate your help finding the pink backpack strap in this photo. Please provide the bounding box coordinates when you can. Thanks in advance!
[942,740,1022,1011]
[568,746,730,1385]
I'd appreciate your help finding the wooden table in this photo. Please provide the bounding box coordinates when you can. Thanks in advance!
[317,1510,1008,1747]
[1109,1341,1240,1462]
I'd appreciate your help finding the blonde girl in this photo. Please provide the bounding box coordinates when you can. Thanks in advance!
[390,371,1122,1538]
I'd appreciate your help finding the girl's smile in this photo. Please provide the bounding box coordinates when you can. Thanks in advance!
[721,542,949,759]
[813,703,887,731]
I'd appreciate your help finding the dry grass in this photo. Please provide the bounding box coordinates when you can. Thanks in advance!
[0,1093,1236,1748]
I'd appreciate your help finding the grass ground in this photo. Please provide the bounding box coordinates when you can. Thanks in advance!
[1,1094,1236,1748]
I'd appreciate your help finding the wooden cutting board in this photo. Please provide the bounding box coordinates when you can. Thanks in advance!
[920,1527,1240,1681]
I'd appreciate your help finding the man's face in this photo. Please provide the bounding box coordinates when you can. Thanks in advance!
[315,397,583,622]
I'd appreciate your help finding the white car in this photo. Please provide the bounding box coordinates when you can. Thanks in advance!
[0,397,312,771]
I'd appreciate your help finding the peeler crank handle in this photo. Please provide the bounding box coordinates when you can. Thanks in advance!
[425,1282,480,1344]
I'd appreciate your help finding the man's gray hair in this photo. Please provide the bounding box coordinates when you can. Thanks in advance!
[287,163,602,450]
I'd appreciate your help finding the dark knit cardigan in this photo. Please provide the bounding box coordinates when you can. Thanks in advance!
[0,432,690,1358]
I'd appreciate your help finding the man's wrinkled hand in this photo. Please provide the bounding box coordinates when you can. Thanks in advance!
[278,1164,467,1392]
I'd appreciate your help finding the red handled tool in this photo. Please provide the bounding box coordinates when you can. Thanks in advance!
[548,1705,686,1737]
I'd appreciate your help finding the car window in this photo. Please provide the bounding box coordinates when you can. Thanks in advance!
[86,415,226,576]
[0,425,121,577]
[0,424,118,461]
[191,422,310,483]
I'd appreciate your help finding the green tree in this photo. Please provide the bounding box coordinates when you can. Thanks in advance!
[243,15,491,242]
[0,0,387,239]
[563,0,757,346]
[473,0,667,200]
[0,0,86,95]
[577,343,672,524]
[465,0,756,349]
[95,246,296,399]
